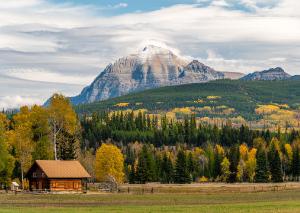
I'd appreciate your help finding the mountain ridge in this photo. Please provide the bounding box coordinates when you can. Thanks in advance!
[241,67,291,81]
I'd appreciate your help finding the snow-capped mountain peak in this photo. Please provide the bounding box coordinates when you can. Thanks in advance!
[70,46,225,105]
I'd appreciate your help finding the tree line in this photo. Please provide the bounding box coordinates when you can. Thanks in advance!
[82,111,300,184]
[81,111,299,149]
[1,96,300,188]
[119,138,300,184]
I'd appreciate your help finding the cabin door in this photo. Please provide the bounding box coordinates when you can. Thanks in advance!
[38,181,42,189]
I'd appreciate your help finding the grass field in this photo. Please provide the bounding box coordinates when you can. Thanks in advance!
[2,183,300,212]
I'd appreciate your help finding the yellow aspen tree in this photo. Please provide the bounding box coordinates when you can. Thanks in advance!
[221,157,230,182]
[284,144,293,165]
[237,160,246,182]
[11,106,34,188]
[246,148,257,182]
[47,94,79,160]
[239,143,248,161]
[215,144,225,157]
[95,143,125,184]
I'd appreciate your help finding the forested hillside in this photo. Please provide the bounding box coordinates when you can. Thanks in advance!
[76,79,300,130]
[76,79,300,120]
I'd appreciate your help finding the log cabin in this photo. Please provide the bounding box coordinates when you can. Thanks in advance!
[26,160,91,192]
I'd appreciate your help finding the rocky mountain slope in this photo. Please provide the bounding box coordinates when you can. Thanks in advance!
[241,67,291,81]
[71,45,226,105]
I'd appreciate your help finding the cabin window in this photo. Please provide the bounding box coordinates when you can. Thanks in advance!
[33,172,37,178]
[41,172,45,177]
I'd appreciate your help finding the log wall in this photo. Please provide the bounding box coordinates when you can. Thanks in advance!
[50,179,82,191]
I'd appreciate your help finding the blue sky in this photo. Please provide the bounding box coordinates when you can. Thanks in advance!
[0,0,299,108]
[49,0,204,14]
[49,0,280,14]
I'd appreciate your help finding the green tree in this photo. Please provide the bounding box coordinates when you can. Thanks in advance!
[228,145,240,183]
[187,152,195,181]
[292,143,300,181]
[136,145,156,183]
[255,147,269,183]
[128,163,136,184]
[271,150,283,182]
[268,138,283,182]
[160,153,174,183]
[174,150,191,184]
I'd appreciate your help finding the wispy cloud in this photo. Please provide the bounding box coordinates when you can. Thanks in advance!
[112,3,128,9]
[0,95,42,110]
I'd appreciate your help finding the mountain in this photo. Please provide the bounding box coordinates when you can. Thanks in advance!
[290,75,300,80]
[70,45,226,105]
[241,67,291,81]
[76,79,300,119]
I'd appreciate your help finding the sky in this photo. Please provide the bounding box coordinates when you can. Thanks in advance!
[0,0,299,109]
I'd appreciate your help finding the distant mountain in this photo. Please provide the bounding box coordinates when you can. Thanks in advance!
[241,67,291,81]
[70,45,226,105]
[178,60,224,83]
[290,75,300,80]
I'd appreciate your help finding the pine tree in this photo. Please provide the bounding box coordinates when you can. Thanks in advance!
[128,163,136,184]
[160,153,174,183]
[292,147,300,181]
[271,150,283,182]
[57,129,78,160]
[255,148,269,182]
[187,152,195,181]
[228,145,240,183]
[214,151,222,179]
[174,150,191,184]
[136,145,156,183]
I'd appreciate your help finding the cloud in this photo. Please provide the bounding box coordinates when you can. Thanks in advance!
[211,0,230,7]
[5,68,94,85]
[0,0,42,9]
[112,3,128,9]
[0,96,42,110]
[0,0,299,108]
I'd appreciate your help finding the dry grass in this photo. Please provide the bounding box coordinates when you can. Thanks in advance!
[117,182,300,194]
[1,183,300,212]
